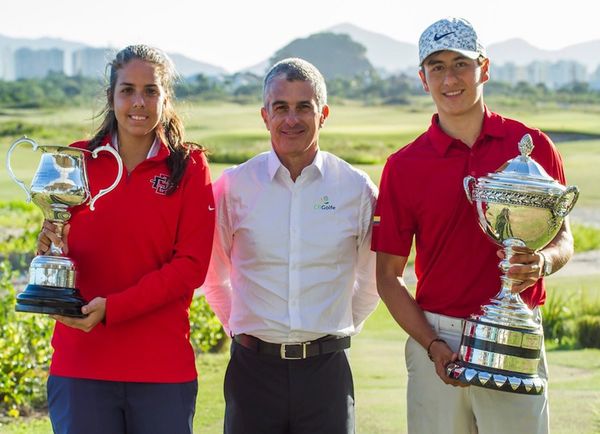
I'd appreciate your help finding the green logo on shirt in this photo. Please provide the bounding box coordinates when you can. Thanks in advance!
[314,196,336,210]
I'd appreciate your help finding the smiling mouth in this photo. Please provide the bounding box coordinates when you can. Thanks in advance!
[129,114,148,121]
[444,90,464,97]
[281,129,305,136]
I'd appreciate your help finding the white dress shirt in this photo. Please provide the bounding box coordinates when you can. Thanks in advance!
[202,149,379,343]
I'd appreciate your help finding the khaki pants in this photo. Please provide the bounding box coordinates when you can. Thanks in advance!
[405,311,549,434]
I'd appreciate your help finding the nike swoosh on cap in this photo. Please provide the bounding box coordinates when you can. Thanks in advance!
[434,31,455,41]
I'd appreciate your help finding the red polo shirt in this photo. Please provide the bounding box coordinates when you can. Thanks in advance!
[372,107,566,318]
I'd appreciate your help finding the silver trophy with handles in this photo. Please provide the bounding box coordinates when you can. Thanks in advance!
[446,134,579,395]
[6,136,123,317]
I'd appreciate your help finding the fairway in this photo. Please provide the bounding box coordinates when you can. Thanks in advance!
[2,101,600,211]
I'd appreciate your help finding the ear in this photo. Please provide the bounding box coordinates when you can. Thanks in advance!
[260,107,270,131]
[480,58,490,84]
[418,69,430,93]
[319,104,330,128]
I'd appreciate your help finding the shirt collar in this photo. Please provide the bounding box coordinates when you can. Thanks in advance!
[267,149,324,181]
[428,106,506,155]
[110,133,163,159]
[267,150,282,180]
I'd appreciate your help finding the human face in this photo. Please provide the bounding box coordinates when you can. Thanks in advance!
[261,77,329,167]
[112,58,165,146]
[419,51,489,118]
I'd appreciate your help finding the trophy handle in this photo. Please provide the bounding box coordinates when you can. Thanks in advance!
[463,176,476,203]
[88,145,124,211]
[554,185,580,218]
[5,136,39,201]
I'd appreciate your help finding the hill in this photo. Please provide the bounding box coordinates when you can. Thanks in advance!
[328,23,417,73]
[487,38,600,71]
[270,32,374,80]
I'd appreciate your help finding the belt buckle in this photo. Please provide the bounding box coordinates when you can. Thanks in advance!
[280,342,309,359]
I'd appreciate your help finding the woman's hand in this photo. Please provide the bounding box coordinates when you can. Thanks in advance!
[51,297,106,332]
[37,221,70,255]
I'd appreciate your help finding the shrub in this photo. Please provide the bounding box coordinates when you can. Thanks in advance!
[0,202,39,273]
[189,294,225,354]
[542,291,575,345]
[572,223,600,253]
[0,260,53,418]
[575,315,600,348]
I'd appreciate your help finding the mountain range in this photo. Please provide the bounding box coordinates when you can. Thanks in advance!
[2,24,599,78]
[329,23,600,73]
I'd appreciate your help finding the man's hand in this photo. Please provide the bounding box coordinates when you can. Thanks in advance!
[52,297,106,332]
[497,246,543,293]
[428,340,468,387]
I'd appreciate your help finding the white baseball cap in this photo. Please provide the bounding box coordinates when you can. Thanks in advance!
[419,17,486,65]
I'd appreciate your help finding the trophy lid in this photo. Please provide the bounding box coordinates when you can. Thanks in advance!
[479,134,565,195]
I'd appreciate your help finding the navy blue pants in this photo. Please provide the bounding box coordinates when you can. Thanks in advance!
[47,375,198,434]
[224,340,355,434]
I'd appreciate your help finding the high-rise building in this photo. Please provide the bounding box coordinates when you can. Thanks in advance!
[590,66,600,90]
[14,47,64,79]
[548,61,587,89]
[72,47,111,78]
[0,47,14,80]
[494,60,588,89]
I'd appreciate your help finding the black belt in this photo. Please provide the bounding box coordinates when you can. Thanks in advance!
[233,334,351,360]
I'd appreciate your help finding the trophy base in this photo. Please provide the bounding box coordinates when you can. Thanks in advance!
[446,316,545,395]
[16,284,87,318]
[447,360,545,395]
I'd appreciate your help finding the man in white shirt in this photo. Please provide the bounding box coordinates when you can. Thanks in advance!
[202,58,379,434]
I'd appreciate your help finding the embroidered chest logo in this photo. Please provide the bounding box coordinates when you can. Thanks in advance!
[150,174,170,195]
[314,195,336,210]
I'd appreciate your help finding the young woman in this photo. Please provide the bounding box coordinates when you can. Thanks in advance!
[37,45,215,434]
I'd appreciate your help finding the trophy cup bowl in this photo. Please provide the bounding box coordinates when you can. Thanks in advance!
[6,136,123,317]
[446,134,579,395]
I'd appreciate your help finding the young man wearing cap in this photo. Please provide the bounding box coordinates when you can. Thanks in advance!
[372,17,574,433]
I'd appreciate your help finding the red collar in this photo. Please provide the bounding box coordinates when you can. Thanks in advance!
[427,106,506,156]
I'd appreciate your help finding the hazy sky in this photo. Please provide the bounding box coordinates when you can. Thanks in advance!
[5,0,598,72]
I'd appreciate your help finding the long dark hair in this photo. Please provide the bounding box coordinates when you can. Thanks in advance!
[89,44,201,194]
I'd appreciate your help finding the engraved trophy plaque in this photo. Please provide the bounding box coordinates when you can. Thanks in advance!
[446,134,579,394]
[6,136,123,317]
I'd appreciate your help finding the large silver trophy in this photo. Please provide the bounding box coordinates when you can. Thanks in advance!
[6,136,123,317]
[446,134,579,395]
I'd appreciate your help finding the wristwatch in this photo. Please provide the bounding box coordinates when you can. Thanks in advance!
[539,251,552,276]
